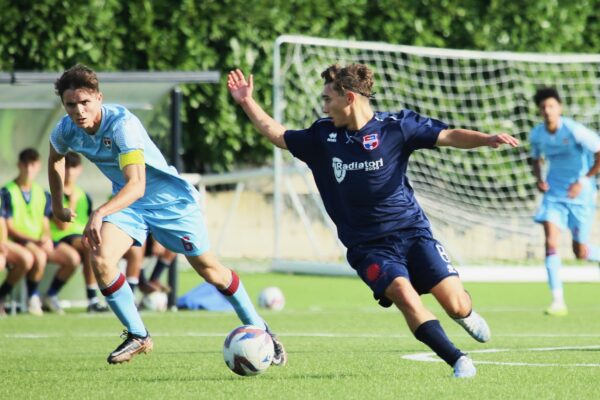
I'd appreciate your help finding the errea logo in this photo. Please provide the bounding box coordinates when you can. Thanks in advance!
[327,132,337,143]
[331,157,384,183]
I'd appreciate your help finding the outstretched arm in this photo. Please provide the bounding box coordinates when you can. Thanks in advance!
[227,69,288,149]
[436,129,519,149]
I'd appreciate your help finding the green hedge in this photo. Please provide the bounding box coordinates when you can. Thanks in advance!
[1,0,599,172]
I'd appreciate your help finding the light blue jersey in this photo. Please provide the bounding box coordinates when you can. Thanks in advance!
[50,104,199,209]
[50,104,208,255]
[530,117,600,205]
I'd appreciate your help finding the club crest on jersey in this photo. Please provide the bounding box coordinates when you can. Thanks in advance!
[362,133,379,150]
[102,137,112,149]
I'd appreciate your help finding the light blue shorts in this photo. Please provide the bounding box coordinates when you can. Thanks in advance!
[534,198,596,243]
[104,200,210,256]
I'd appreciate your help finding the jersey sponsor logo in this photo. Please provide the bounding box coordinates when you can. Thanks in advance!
[327,132,337,143]
[331,157,384,183]
[103,137,112,149]
[362,133,379,150]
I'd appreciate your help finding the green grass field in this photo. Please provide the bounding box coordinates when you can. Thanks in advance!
[1,271,599,399]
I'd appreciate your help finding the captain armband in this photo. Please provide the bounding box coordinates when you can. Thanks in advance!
[118,150,145,169]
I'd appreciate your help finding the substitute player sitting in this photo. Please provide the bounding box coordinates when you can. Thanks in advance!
[228,64,519,378]
[48,64,286,365]
[530,87,600,316]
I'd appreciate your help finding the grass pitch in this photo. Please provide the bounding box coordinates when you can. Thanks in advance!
[1,271,599,399]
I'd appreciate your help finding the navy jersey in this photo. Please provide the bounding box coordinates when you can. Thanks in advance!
[284,110,447,247]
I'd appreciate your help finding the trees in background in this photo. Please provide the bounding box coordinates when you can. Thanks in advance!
[1,0,598,171]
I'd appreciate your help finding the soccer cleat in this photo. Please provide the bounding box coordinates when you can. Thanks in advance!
[107,330,153,364]
[42,295,65,315]
[453,310,491,343]
[27,295,43,316]
[453,355,476,378]
[265,326,287,366]
[544,302,568,316]
[87,302,110,313]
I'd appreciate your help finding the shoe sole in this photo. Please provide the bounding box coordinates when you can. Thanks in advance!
[108,339,154,364]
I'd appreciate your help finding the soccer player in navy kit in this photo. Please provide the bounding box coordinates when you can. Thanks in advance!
[228,64,519,378]
[530,87,600,316]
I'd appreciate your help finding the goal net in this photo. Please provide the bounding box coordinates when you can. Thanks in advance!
[271,35,600,271]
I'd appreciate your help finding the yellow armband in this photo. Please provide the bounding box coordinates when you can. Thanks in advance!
[118,150,145,169]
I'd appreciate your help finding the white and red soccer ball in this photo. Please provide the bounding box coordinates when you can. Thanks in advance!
[258,286,285,311]
[223,325,274,376]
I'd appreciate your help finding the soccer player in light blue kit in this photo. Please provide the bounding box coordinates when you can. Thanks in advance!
[228,64,520,378]
[48,64,286,365]
[530,87,600,316]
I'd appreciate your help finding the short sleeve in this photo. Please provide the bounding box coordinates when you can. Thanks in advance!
[44,192,53,218]
[50,120,69,155]
[571,122,600,153]
[113,116,146,155]
[284,121,322,165]
[0,188,13,218]
[400,110,448,151]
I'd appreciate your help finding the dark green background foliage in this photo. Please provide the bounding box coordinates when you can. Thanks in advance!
[1,0,599,172]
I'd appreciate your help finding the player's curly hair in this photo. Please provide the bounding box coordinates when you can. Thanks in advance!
[533,87,561,106]
[55,64,99,99]
[321,63,375,99]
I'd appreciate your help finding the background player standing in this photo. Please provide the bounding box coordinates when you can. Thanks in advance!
[228,63,519,378]
[48,64,286,365]
[530,87,600,316]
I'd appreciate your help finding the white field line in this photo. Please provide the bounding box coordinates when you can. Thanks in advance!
[403,345,600,367]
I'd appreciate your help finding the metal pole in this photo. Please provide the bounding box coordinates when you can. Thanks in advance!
[170,87,183,173]
[168,87,183,310]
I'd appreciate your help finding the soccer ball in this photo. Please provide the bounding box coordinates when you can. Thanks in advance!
[258,286,285,311]
[223,325,274,376]
[140,291,168,312]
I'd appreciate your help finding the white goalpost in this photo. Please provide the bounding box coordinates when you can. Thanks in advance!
[270,35,600,276]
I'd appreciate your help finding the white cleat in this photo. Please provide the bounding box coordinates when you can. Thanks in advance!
[28,295,44,316]
[453,310,491,343]
[453,355,476,378]
[42,295,65,315]
[544,302,568,317]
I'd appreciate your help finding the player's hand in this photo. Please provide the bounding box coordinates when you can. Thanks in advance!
[53,207,77,223]
[567,180,585,198]
[487,133,519,148]
[83,210,103,251]
[36,236,54,252]
[537,180,549,192]
[0,242,7,256]
[227,69,253,105]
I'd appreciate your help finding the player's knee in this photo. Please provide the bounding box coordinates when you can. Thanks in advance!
[386,279,420,311]
[18,251,35,271]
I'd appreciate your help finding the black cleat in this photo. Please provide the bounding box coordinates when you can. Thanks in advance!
[87,302,110,313]
[266,327,287,366]
[107,330,153,364]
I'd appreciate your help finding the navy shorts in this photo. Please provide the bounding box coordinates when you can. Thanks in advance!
[346,228,458,307]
